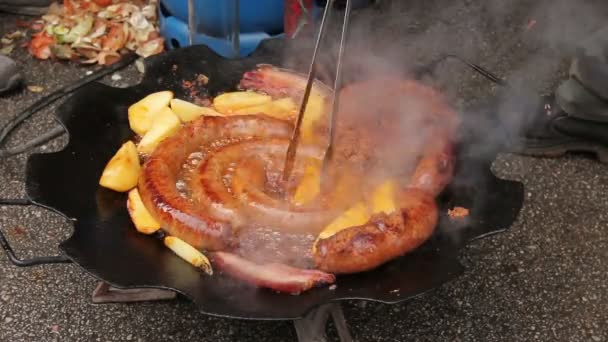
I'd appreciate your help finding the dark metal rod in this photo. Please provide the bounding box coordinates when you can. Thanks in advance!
[0,53,136,149]
[0,125,65,158]
[282,0,335,182]
[330,304,354,342]
[444,54,508,86]
[0,198,31,205]
[293,303,353,342]
[413,53,508,88]
[0,227,72,267]
[0,199,73,267]
[187,0,195,45]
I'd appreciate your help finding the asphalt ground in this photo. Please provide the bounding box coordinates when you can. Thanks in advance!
[1,1,607,341]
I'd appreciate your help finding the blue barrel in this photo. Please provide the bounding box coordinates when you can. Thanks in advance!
[159,0,286,58]
[160,0,285,36]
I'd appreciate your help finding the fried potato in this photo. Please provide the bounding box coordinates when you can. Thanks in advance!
[137,107,181,155]
[272,97,298,113]
[164,236,213,275]
[128,91,174,135]
[292,158,321,206]
[233,97,298,120]
[313,201,370,253]
[127,188,161,234]
[300,92,326,144]
[213,91,272,114]
[170,98,222,122]
[99,141,140,192]
[370,179,397,215]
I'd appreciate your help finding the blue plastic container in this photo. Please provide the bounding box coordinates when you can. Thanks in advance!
[161,0,285,36]
[159,0,286,58]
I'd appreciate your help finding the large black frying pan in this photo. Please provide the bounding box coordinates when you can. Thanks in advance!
[21,38,523,320]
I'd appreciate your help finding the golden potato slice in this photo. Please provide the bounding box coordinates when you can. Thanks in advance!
[292,157,321,206]
[313,201,370,253]
[128,91,174,135]
[170,98,223,122]
[213,91,272,114]
[137,107,181,155]
[233,102,275,116]
[164,236,213,275]
[99,141,141,192]
[233,97,298,120]
[127,188,161,234]
[272,97,298,113]
[300,91,326,144]
[370,179,397,215]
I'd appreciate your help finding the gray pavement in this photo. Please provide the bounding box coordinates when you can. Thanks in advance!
[1,1,607,341]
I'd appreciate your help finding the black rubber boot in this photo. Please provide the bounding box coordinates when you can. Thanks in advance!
[0,54,22,95]
[0,0,52,15]
[569,54,608,103]
[509,24,608,163]
[555,78,608,123]
[511,95,608,163]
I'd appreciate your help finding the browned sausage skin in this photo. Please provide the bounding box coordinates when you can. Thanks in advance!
[409,133,455,197]
[313,189,439,274]
[190,138,339,234]
[138,115,293,251]
[310,78,458,274]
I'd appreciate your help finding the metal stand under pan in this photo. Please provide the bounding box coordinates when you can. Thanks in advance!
[1,226,351,341]
[91,285,354,342]
[0,246,350,342]
[95,288,354,342]
[91,282,177,303]
[90,282,351,342]
[0,38,524,341]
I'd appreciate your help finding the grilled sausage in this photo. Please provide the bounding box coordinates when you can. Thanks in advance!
[138,115,293,251]
[136,68,458,292]
[313,188,438,274]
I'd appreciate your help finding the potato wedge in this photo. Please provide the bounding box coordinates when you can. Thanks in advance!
[127,188,161,234]
[292,158,321,206]
[170,98,222,122]
[370,179,397,215]
[164,236,213,275]
[313,201,370,253]
[232,102,276,116]
[137,107,181,155]
[233,97,298,120]
[213,91,272,114]
[128,90,174,135]
[99,141,140,192]
[300,91,326,144]
[272,97,298,113]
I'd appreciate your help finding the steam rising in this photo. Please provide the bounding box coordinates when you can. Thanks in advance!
[295,0,608,137]
[229,0,608,264]
[275,0,608,242]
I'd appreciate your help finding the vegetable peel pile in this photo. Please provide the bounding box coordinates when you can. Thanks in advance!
[27,0,163,65]
[1,30,26,55]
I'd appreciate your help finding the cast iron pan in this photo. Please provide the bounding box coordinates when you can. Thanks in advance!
[24,38,524,320]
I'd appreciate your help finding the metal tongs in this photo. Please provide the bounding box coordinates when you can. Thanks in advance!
[282,0,353,182]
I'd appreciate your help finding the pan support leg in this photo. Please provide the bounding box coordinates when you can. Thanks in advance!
[293,303,353,342]
[89,283,353,341]
[91,282,176,304]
